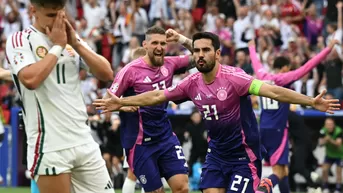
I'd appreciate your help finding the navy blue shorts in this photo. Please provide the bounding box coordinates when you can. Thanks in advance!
[125,135,188,192]
[199,155,262,193]
[324,156,343,166]
[261,128,289,166]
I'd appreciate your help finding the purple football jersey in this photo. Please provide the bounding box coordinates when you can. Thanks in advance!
[109,55,189,148]
[249,45,331,130]
[165,64,262,164]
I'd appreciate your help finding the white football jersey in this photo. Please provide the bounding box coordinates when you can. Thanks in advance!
[6,26,94,153]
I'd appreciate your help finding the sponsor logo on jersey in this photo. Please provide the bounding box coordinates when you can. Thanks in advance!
[139,175,147,184]
[66,45,75,57]
[13,52,24,65]
[217,87,227,101]
[110,83,119,93]
[36,46,48,58]
[160,66,168,77]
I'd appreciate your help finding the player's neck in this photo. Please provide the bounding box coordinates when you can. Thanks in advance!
[142,55,157,68]
[202,63,220,84]
[32,23,47,35]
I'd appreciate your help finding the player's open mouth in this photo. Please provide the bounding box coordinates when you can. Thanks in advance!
[154,53,163,57]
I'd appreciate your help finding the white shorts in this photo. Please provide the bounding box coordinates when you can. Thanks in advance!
[123,148,129,169]
[27,142,113,193]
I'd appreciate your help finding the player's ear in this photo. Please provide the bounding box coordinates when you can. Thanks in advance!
[215,49,221,60]
[142,40,147,49]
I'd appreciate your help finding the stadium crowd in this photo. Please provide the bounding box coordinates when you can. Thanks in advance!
[1,0,343,192]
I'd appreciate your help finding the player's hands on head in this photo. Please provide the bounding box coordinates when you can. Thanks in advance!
[46,11,67,48]
[93,89,123,113]
[312,90,341,114]
[64,18,79,48]
[166,28,180,43]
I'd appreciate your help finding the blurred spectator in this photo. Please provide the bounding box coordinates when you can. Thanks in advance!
[236,50,253,74]
[185,110,207,176]
[131,0,149,44]
[319,118,343,193]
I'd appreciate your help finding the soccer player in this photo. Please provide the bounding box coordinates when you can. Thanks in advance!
[6,0,115,193]
[122,47,146,193]
[105,26,192,193]
[93,32,340,193]
[248,39,338,193]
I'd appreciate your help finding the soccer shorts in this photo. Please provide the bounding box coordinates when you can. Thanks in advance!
[125,135,188,192]
[199,154,262,193]
[324,156,343,167]
[27,141,113,193]
[123,148,129,169]
[260,128,289,166]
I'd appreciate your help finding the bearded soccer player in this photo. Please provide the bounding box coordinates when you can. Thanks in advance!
[6,0,115,192]
[248,39,338,193]
[94,32,340,193]
[104,26,193,193]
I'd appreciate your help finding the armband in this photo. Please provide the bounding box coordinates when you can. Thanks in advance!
[249,79,263,95]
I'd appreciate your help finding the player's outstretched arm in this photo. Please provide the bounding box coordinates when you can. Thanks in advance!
[64,19,113,81]
[249,79,341,114]
[0,68,12,81]
[248,39,338,85]
[93,89,168,113]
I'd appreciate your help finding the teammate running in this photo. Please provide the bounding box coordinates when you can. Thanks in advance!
[248,39,338,193]
[6,0,115,192]
[105,26,192,193]
[93,32,341,193]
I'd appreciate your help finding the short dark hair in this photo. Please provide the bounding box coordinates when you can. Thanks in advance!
[192,32,220,51]
[31,0,67,8]
[145,26,166,40]
[273,56,290,69]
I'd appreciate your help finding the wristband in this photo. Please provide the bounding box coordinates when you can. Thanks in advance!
[48,45,63,57]
[178,35,187,44]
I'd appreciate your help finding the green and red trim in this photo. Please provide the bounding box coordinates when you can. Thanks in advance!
[29,98,45,178]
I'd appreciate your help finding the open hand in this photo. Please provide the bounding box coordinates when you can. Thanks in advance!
[312,90,341,114]
[93,89,123,113]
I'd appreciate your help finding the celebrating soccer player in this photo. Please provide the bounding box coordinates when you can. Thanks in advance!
[248,39,338,193]
[94,32,341,193]
[103,26,194,193]
[6,0,115,192]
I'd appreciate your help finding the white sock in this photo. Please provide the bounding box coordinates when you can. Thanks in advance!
[141,187,145,193]
[122,177,136,193]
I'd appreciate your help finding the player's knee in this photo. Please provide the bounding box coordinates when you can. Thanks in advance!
[173,182,189,193]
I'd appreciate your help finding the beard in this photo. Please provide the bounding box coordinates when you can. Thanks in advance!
[148,52,164,67]
[196,58,216,73]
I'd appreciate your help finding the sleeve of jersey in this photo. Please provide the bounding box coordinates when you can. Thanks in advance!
[6,32,36,75]
[168,55,190,72]
[248,45,270,80]
[108,66,134,97]
[229,69,254,96]
[274,47,331,86]
[164,77,189,101]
